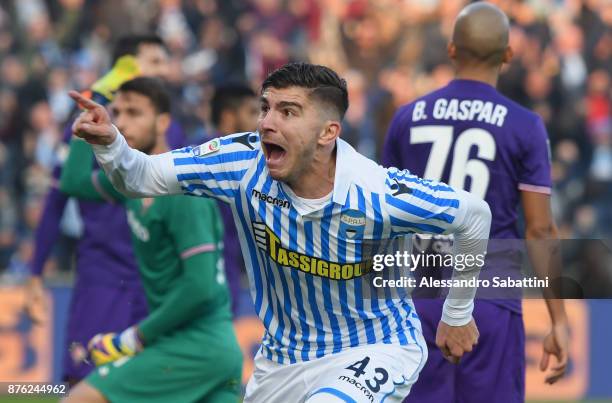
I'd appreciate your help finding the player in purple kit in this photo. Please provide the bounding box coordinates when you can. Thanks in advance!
[382,3,569,402]
[23,34,187,384]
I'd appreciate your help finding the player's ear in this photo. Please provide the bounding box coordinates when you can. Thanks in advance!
[318,120,341,147]
[447,42,457,60]
[503,46,513,64]
[155,113,171,136]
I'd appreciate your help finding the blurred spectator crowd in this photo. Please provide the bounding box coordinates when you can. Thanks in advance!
[0,0,610,281]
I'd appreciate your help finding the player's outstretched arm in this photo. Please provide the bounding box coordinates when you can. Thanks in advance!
[385,170,491,362]
[436,189,491,363]
[522,190,568,384]
[68,91,182,198]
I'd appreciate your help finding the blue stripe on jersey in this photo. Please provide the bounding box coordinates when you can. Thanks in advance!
[399,298,418,344]
[388,170,454,192]
[355,186,376,345]
[336,208,359,347]
[262,332,277,361]
[409,325,419,345]
[287,208,311,361]
[245,158,275,359]
[273,202,298,363]
[411,188,460,208]
[171,147,191,154]
[370,193,392,343]
[173,150,258,166]
[385,178,459,208]
[181,184,230,197]
[245,157,266,315]
[388,284,409,345]
[386,195,455,224]
[176,170,246,183]
[389,215,446,234]
[257,176,285,363]
[402,305,418,344]
[320,203,343,354]
[234,192,262,313]
[304,221,327,358]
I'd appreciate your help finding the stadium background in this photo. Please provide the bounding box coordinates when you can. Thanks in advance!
[0,0,610,401]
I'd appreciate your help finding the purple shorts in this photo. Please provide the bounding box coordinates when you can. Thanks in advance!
[62,283,148,381]
[405,299,525,403]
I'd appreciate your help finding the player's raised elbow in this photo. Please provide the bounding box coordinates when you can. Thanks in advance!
[472,195,491,222]
[459,190,492,234]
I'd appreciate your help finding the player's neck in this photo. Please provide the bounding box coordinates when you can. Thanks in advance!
[286,149,336,199]
[218,122,235,137]
[150,140,169,155]
[455,68,499,88]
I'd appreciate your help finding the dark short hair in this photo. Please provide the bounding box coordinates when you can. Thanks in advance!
[261,62,349,120]
[211,83,256,126]
[117,77,171,114]
[112,34,166,64]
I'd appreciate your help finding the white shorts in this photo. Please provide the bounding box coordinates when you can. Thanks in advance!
[244,342,427,403]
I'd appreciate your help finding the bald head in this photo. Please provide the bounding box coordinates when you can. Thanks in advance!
[451,2,510,67]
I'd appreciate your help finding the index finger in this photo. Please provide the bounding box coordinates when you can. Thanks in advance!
[69,90,101,111]
[545,367,566,384]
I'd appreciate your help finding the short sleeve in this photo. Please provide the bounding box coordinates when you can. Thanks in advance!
[165,196,222,260]
[384,168,468,236]
[170,132,261,203]
[517,117,552,194]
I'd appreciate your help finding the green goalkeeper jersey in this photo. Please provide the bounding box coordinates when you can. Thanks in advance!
[125,192,230,339]
[60,138,232,344]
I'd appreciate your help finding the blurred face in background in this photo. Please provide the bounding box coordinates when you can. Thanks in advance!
[111,91,169,154]
[136,43,170,79]
[233,97,259,133]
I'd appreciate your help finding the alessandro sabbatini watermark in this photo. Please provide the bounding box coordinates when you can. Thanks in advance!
[361,237,612,300]
[360,236,562,300]
[369,250,549,289]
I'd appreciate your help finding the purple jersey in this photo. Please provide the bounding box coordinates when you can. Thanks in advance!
[166,119,188,149]
[382,79,552,313]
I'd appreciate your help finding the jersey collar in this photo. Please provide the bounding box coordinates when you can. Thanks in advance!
[332,138,357,206]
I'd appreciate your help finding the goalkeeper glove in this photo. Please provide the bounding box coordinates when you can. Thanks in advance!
[90,55,141,102]
[87,326,143,366]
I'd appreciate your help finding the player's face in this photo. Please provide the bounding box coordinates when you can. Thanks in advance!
[111,91,160,154]
[234,97,259,133]
[136,44,170,79]
[258,86,327,182]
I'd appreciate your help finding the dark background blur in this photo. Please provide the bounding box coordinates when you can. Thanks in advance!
[0,0,610,285]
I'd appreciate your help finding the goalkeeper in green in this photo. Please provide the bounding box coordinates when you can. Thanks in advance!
[61,77,242,403]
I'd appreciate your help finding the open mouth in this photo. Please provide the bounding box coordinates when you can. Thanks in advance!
[263,141,287,165]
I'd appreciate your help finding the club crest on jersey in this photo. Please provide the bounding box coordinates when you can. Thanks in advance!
[339,210,366,239]
[193,138,221,156]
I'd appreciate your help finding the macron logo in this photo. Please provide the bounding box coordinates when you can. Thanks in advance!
[252,189,290,208]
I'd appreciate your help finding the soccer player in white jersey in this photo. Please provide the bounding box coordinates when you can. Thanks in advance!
[68,63,491,403]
